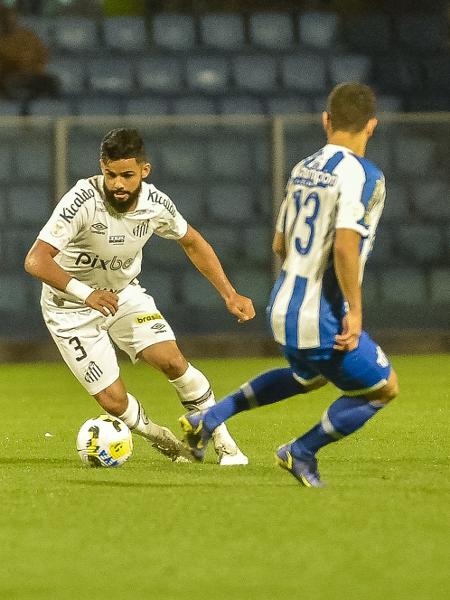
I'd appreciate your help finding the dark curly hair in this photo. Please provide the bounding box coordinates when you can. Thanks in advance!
[100,128,147,163]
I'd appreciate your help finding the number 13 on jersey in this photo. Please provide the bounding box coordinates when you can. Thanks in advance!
[292,190,321,256]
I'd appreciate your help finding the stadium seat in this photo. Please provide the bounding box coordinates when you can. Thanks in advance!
[329,54,372,85]
[14,140,52,180]
[0,100,21,116]
[218,96,264,114]
[374,55,423,93]
[367,226,393,265]
[344,13,391,54]
[151,14,196,50]
[47,57,86,96]
[28,99,73,116]
[172,97,216,115]
[397,224,443,263]
[159,140,206,178]
[393,136,435,175]
[159,183,205,223]
[382,182,411,222]
[0,275,28,312]
[232,55,278,93]
[207,183,254,223]
[3,227,39,271]
[207,139,252,178]
[282,55,327,93]
[243,225,272,264]
[186,56,229,94]
[228,267,272,306]
[8,184,51,224]
[20,15,53,46]
[103,16,148,51]
[138,271,176,309]
[376,95,403,112]
[125,98,170,115]
[298,11,340,49]
[199,13,246,49]
[75,97,123,115]
[396,14,446,54]
[87,59,134,96]
[0,146,11,180]
[380,267,427,304]
[68,138,101,179]
[265,96,312,115]
[412,182,450,220]
[429,269,450,304]
[191,225,241,264]
[365,132,393,175]
[53,17,100,52]
[143,235,186,268]
[181,272,225,308]
[249,12,295,50]
[424,57,450,95]
[136,56,183,94]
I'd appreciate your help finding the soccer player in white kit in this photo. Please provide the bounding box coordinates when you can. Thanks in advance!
[180,83,399,486]
[25,128,255,464]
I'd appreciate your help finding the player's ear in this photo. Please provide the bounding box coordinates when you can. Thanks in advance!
[322,111,330,132]
[142,162,151,178]
[366,117,378,138]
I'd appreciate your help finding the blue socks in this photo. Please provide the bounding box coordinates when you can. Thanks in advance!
[203,368,306,432]
[291,395,385,458]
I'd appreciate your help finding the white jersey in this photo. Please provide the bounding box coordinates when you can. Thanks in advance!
[38,176,188,309]
[268,143,385,350]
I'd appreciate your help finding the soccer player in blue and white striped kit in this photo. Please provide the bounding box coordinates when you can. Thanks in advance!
[180,82,399,487]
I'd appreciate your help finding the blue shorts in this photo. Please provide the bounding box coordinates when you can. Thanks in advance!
[283,331,391,396]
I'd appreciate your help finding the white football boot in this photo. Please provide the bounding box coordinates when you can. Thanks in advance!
[212,424,248,466]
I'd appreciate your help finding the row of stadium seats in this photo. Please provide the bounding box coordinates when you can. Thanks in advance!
[0,130,446,181]
[1,264,449,317]
[21,12,447,55]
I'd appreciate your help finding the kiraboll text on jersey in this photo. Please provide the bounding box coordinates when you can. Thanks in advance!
[268,144,385,350]
[38,176,188,308]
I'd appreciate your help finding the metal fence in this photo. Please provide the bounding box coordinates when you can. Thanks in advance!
[0,113,449,342]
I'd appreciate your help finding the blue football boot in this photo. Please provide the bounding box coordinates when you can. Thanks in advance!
[276,443,325,488]
[178,411,212,462]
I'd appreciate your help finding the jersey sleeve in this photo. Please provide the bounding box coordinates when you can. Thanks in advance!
[151,191,188,240]
[335,160,375,238]
[38,181,94,250]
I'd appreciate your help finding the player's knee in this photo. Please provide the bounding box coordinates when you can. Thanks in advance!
[157,353,188,380]
[377,371,399,404]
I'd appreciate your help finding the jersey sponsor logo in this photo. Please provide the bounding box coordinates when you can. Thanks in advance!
[133,220,149,238]
[151,323,167,334]
[150,190,176,217]
[108,235,125,245]
[75,252,135,271]
[59,188,95,223]
[91,222,107,234]
[84,361,103,383]
[135,313,163,324]
[293,167,337,188]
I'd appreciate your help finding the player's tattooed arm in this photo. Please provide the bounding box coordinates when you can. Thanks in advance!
[24,239,118,315]
[178,225,255,323]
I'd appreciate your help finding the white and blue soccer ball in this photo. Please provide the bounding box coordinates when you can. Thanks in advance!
[76,415,133,467]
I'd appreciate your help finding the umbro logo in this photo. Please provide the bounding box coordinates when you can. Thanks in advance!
[91,222,107,234]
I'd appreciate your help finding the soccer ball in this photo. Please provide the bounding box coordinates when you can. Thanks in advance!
[76,415,133,467]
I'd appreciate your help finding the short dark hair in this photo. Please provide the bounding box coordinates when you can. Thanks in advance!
[326,83,376,133]
[100,128,146,163]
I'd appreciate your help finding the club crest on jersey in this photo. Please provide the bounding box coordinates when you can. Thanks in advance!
[133,220,149,238]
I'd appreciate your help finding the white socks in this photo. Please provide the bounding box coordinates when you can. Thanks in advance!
[118,393,160,440]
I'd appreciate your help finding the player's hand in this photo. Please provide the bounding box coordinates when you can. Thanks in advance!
[334,311,362,352]
[85,290,119,316]
[225,292,256,323]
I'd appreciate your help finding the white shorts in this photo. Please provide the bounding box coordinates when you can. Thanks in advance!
[42,283,176,395]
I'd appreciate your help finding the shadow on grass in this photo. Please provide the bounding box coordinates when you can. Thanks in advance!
[0,457,75,466]
[66,479,293,489]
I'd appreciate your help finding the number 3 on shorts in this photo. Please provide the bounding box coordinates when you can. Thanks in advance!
[69,336,87,361]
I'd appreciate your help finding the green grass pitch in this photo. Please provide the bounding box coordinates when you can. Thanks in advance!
[1,354,449,600]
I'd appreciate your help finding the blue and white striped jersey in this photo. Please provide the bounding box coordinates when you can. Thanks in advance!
[268,143,385,350]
